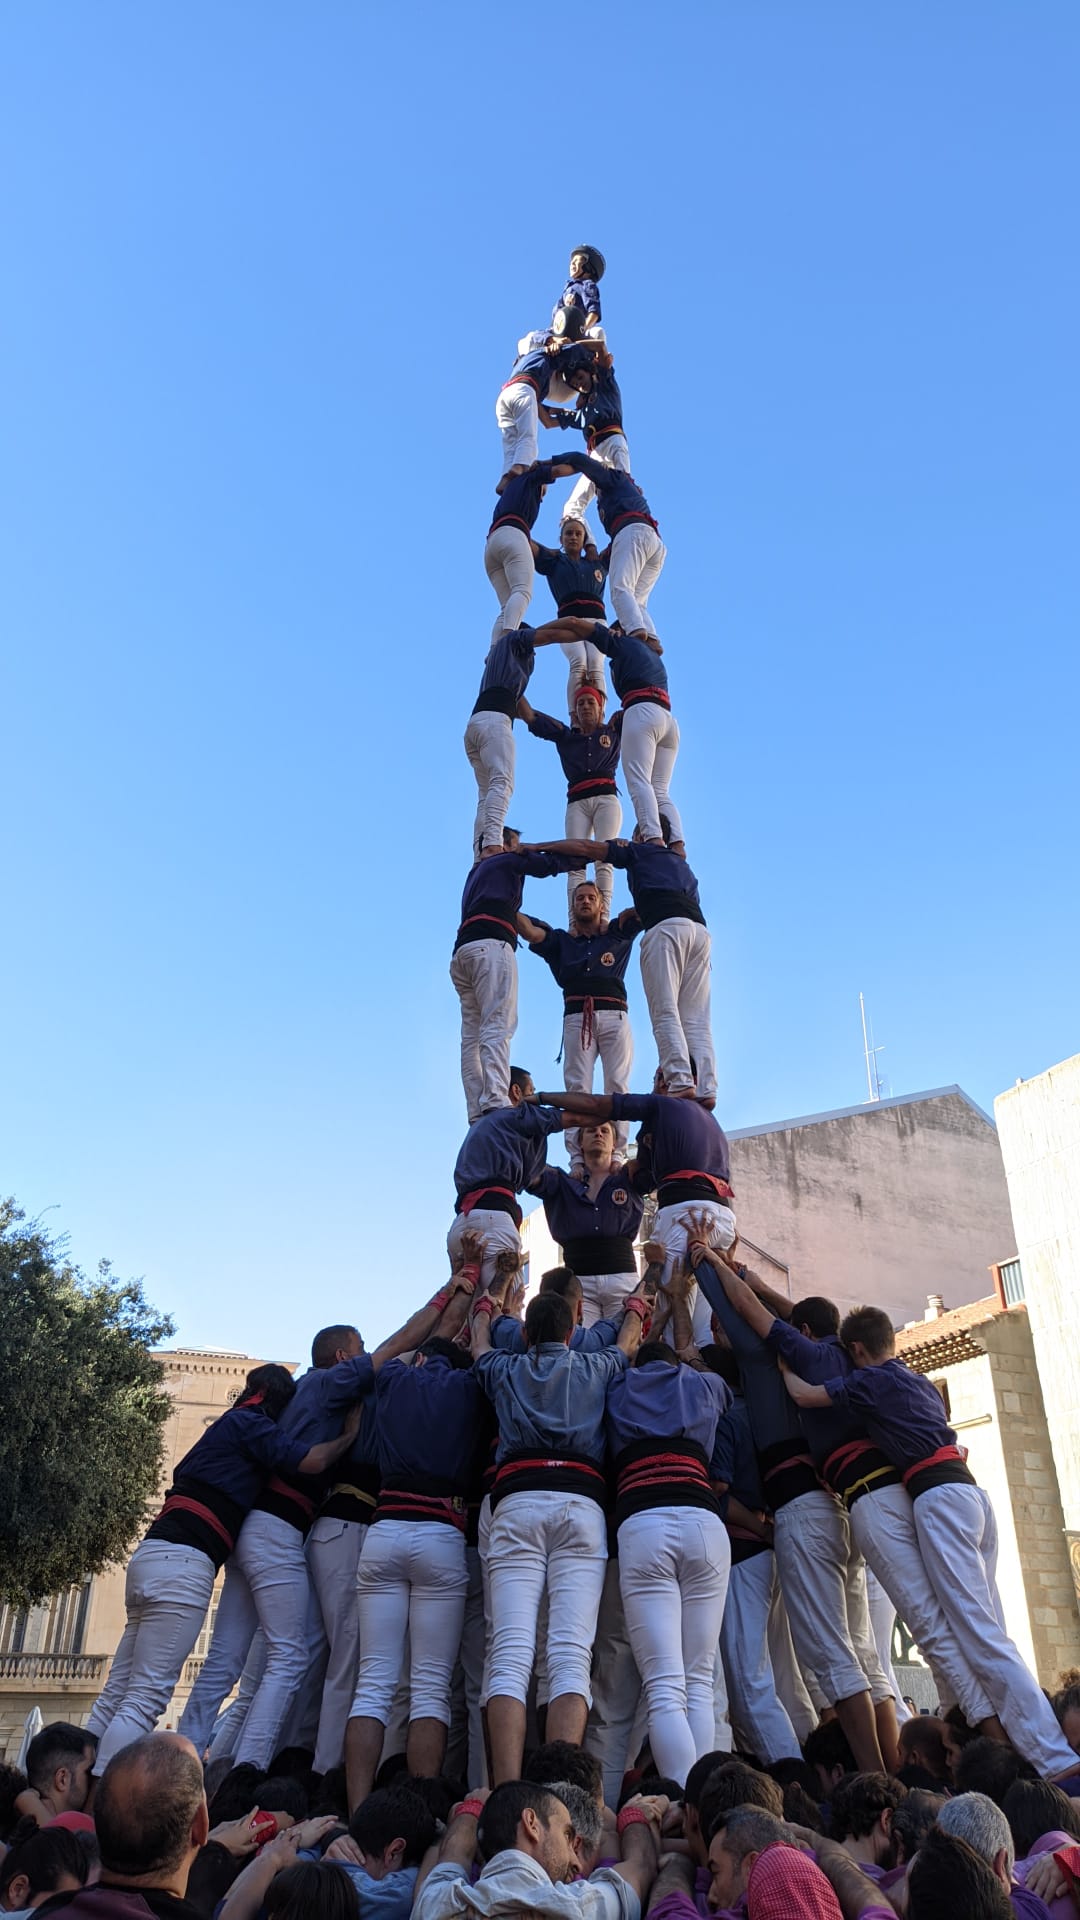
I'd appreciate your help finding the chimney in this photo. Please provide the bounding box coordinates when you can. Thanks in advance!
[924,1293,945,1321]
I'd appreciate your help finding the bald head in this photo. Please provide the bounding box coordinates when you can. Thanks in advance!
[95,1734,208,1884]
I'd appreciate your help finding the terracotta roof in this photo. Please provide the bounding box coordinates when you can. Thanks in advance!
[896,1296,1004,1374]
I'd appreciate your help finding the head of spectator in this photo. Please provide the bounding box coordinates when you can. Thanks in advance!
[952,1736,1034,1806]
[257,1778,309,1828]
[828,1771,906,1870]
[938,1793,1016,1895]
[24,1728,96,1822]
[892,1789,947,1865]
[1000,1776,1080,1859]
[393,1778,462,1830]
[897,1715,951,1788]
[263,1862,358,1920]
[93,1733,208,1897]
[523,1744,604,1808]
[0,1826,87,1912]
[0,1767,29,1846]
[780,1783,826,1834]
[803,1724,856,1800]
[705,1808,792,1913]
[682,1752,730,1866]
[545,1782,604,1876]
[906,1826,1014,1919]
[477,1783,576,1882]
[699,1764,784,1849]
[347,1788,437,1876]
[1053,1676,1080,1755]
[941,1709,981,1786]
[206,1765,266,1828]
[745,1843,845,1918]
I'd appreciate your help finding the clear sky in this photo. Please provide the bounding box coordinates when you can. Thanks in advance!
[3,3,1077,1361]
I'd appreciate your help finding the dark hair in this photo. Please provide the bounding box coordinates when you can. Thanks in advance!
[953,1736,1034,1805]
[804,1722,856,1779]
[828,1771,906,1842]
[1001,1776,1080,1857]
[373,1753,411,1790]
[396,1776,464,1827]
[310,1326,359,1369]
[790,1296,840,1339]
[710,1804,789,1862]
[186,1840,246,1917]
[95,1734,206,1877]
[417,1336,473,1369]
[620,1774,682,1808]
[310,1766,350,1821]
[906,1827,1013,1920]
[635,1341,678,1369]
[207,1763,267,1825]
[264,1861,359,1920]
[782,1782,826,1832]
[699,1761,783,1841]
[523,1742,603,1804]
[525,1293,574,1346]
[767,1758,822,1796]
[25,1722,94,1793]
[258,1775,310,1824]
[349,1787,438,1864]
[540,1266,583,1305]
[0,1825,88,1903]
[839,1306,895,1358]
[502,827,520,846]
[685,1751,730,1811]
[478,1782,562,1860]
[0,1761,28,1843]
[241,1363,296,1421]
[268,1747,316,1784]
[698,1343,741,1391]
[892,1788,947,1864]
[898,1715,950,1781]
[1053,1679,1080,1726]
[509,1065,532,1096]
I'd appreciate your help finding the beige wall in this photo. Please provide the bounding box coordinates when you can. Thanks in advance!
[729,1088,1015,1327]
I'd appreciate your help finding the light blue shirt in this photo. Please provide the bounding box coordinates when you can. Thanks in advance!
[476,1341,627,1463]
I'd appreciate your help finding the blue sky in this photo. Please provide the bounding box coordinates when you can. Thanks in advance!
[3,3,1077,1360]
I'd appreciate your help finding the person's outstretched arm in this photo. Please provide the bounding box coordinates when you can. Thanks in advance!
[519,837,609,862]
[535,1089,615,1121]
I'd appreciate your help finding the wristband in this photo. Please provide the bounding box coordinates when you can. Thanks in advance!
[473,1296,497,1317]
[617,1805,651,1833]
[623,1295,649,1320]
[430,1287,451,1311]
[456,1274,477,1296]
[459,1263,481,1281]
[457,1797,486,1821]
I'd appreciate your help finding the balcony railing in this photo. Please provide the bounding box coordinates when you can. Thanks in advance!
[0,1653,107,1683]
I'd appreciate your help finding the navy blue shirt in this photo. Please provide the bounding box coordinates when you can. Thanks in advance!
[373,1356,486,1496]
[710,1395,766,1510]
[548,362,624,441]
[529,925,637,1009]
[526,708,622,799]
[611,1094,730,1190]
[488,462,556,538]
[453,1102,566,1203]
[606,840,705,930]
[555,452,656,535]
[472,627,536,718]
[606,1360,730,1457]
[274,1354,375,1449]
[530,1165,645,1269]
[765,1323,865,1468]
[534,544,609,620]
[505,343,596,402]
[588,625,670,707]
[553,275,602,324]
[145,1401,310,1564]
[454,848,572,952]
[822,1359,960,1472]
[704,1277,806,1456]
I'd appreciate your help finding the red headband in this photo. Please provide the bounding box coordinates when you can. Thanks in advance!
[575,684,605,707]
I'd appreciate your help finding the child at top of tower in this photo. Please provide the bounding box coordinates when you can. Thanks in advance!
[552,245,605,335]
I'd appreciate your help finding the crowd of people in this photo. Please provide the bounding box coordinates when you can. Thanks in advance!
[3,248,1080,1918]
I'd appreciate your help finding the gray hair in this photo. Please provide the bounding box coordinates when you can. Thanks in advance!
[714,1806,791,1863]
[544,1781,604,1853]
[938,1792,1015,1878]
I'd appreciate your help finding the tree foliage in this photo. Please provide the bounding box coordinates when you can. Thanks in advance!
[0,1197,175,1608]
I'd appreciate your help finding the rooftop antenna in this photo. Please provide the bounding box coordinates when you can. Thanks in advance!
[860,992,885,1102]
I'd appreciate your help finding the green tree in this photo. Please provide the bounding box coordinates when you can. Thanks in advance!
[0,1198,175,1608]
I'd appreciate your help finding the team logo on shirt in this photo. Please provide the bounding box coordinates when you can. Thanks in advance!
[599,733,611,748]
[612,1189,628,1206]
[600,951,615,966]
[594,569,604,583]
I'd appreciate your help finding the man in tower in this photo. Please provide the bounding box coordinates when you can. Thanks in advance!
[517,683,622,917]
[447,1067,570,1292]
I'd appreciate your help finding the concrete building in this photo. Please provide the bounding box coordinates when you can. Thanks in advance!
[727,1086,1015,1328]
[0,1348,287,1761]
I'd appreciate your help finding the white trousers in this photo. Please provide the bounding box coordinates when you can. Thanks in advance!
[609,524,665,637]
[654,1198,737,1345]
[864,1565,910,1724]
[564,793,622,916]
[205,1633,264,1761]
[484,526,534,641]
[562,1004,633,1169]
[578,1272,641,1329]
[89,1541,215,1771]
[721,1551,805,1762]
[618,1506,730,1787]
[176,1556,258,1754]
[559,640,609,715]
[486,1491,607,1706]
[307,1514,368,1775]
[449,939,518,1124]
[464,711,516,859]
[621,701,682,845]
[585,1560,641,1808]
[496,383,538,474]
[772,1491,891,1707]
[639,918,715,1100]
[914,1484,1079,1777]
[851,1482,993,1724]
[765,1579,820,1743]
[232,1509,319,1769]
[351,1520,469,1726]
[564,433,632,522]
[446,1207,521,1294]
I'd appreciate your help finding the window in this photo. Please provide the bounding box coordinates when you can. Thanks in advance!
[0,1603,28,1655]
[930,1377,951,1420]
